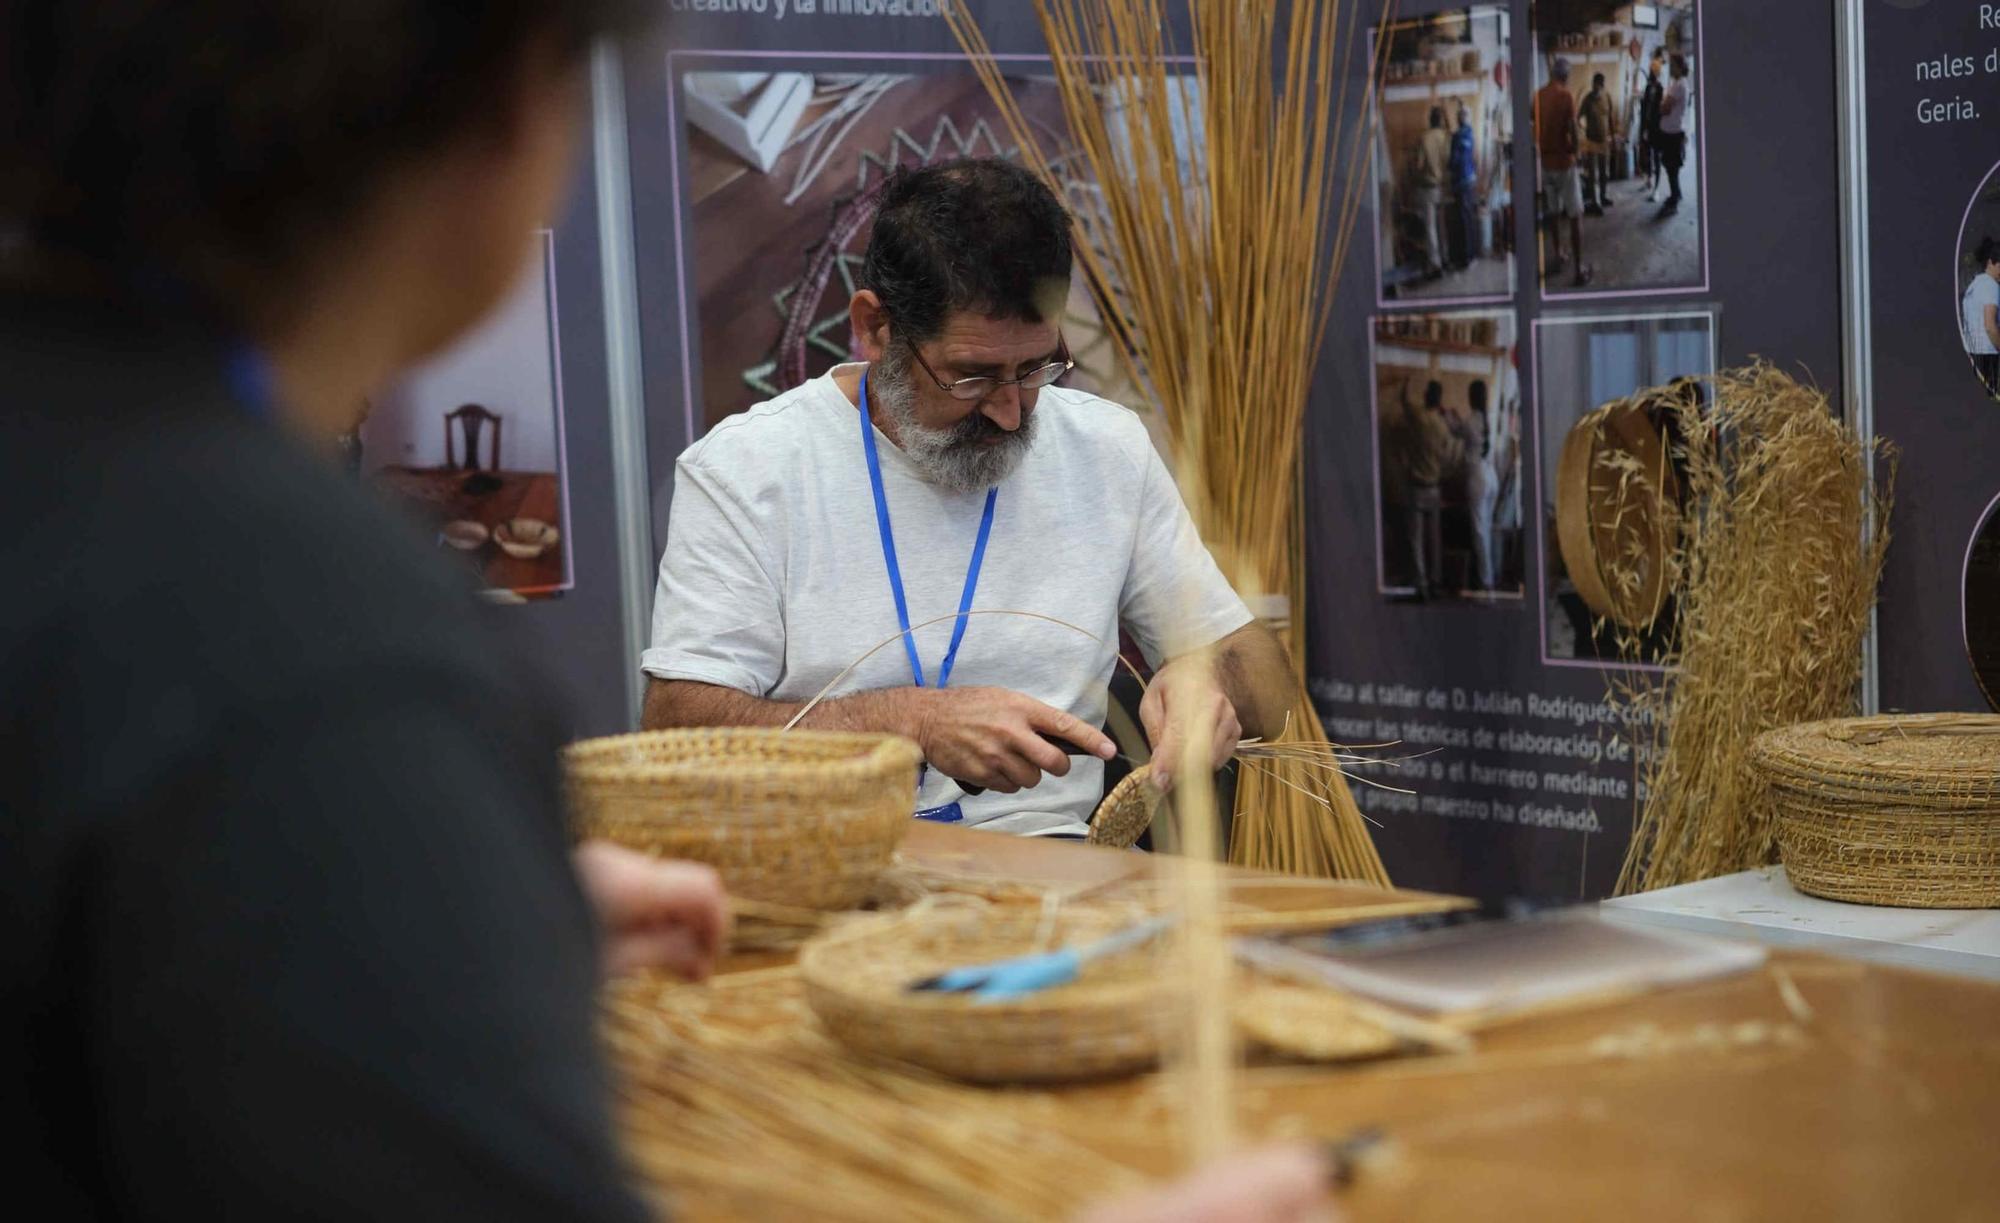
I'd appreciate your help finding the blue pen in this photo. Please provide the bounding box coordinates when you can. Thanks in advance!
[908,916,1177,1004]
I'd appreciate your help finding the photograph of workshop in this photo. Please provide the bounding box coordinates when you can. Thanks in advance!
[1371,311,1526,602]
[359,231,570,598]
[677,68,1156,442]
[1370,6,1516,305]
[1534,310,1714,666]
[1529,0,1704,295]
[1956,164,2000,401]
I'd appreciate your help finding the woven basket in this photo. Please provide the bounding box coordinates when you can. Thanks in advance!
[1750,714,2000,908]
[565,728,922,910]
[799,903,1185,1083]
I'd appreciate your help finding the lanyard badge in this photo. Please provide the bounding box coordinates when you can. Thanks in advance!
[858,369,998,822]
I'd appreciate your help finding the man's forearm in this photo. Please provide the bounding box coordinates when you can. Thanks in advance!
[1210,622,1297,742]
[642,677,929,741]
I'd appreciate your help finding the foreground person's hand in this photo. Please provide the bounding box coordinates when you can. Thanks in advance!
[572,841,730,980]
[1141,659,1244,795]
[912,686,1117,793]
[1077,1144,1340,1223]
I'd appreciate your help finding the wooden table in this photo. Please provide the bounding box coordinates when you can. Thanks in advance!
[634,828,2000,1221]
[896,822,1472,932]
[370,466,565,593]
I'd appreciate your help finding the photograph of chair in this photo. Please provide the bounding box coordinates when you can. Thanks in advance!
[358,231,571,598]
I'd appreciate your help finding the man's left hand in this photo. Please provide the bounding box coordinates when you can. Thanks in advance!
[571,841,730,981]
[1139,657,1243,795]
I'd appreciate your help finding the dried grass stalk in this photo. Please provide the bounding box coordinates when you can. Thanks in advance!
[604,970,1155,1222]
[944,1,1392,884]
[1610,362,1895,894]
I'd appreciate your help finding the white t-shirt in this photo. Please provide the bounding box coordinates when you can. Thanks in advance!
[643,364,1252,837]
[1965,274,1999,355]
[1660,78,1689,134]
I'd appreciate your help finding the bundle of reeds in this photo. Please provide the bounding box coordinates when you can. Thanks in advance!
[944,1,1391,885]
[1610,363,1893,894]
[603,942,1434,1219]
[604,969,1157,1221]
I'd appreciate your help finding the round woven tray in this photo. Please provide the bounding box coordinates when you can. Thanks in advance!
[1235,977,1400,1063]
[799,903,1184,1084]
[1750,714,2000,908]
[1554,395,1682,629]
[565,728,922,910]
[1089,765,1162,849]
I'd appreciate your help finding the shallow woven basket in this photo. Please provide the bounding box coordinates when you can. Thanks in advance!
[565,728,922,910]
[799,903,1184,1083]
[1750,714,2000,908]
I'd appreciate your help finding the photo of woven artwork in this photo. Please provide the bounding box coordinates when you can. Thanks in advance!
[678,68,1155,443]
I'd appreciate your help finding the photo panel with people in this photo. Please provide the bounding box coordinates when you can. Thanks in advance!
[1528,0,1705,297]
[1956,162,2000,403]
[1370,6,1517,307]
[358,230,573,600]
[674,63,1192,452]
[1532,309,1716,668]
[1371,310,1526,604]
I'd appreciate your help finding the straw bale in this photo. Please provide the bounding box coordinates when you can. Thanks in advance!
[1611,364,1893,894]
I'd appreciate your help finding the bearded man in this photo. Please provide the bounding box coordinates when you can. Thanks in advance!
[642,158,1294,838]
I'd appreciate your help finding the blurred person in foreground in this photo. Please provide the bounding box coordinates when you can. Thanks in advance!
[0,3,1341,1220]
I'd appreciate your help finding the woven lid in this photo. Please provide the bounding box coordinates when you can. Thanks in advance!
[1750,714,2000,800]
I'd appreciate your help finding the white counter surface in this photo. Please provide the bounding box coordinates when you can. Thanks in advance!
[1599,867,2000,982]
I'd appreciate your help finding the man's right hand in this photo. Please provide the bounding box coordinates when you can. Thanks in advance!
[907,686,1116,794]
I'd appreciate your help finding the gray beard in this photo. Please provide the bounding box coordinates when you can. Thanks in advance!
[869,345,1036,494]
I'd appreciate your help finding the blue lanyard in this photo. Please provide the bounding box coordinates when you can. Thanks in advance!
[222,342,278,420]
[858,370,997,693]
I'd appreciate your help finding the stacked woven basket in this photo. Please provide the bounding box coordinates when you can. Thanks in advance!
[1751,714,2000,908]
[565,728,922,910]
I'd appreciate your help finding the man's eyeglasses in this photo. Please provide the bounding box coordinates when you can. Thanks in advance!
[904,336,1074,402]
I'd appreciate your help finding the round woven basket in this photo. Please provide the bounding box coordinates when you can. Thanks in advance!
[799,903,1184,1084]
[1555,395,1682,629]
[1750,714,2000,908]
[1234,976,1400,1063]
[565,728,922,911]
[1089,765,1162,849]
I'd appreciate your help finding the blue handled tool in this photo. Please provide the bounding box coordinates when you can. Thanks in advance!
[908,915,1176,1004]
